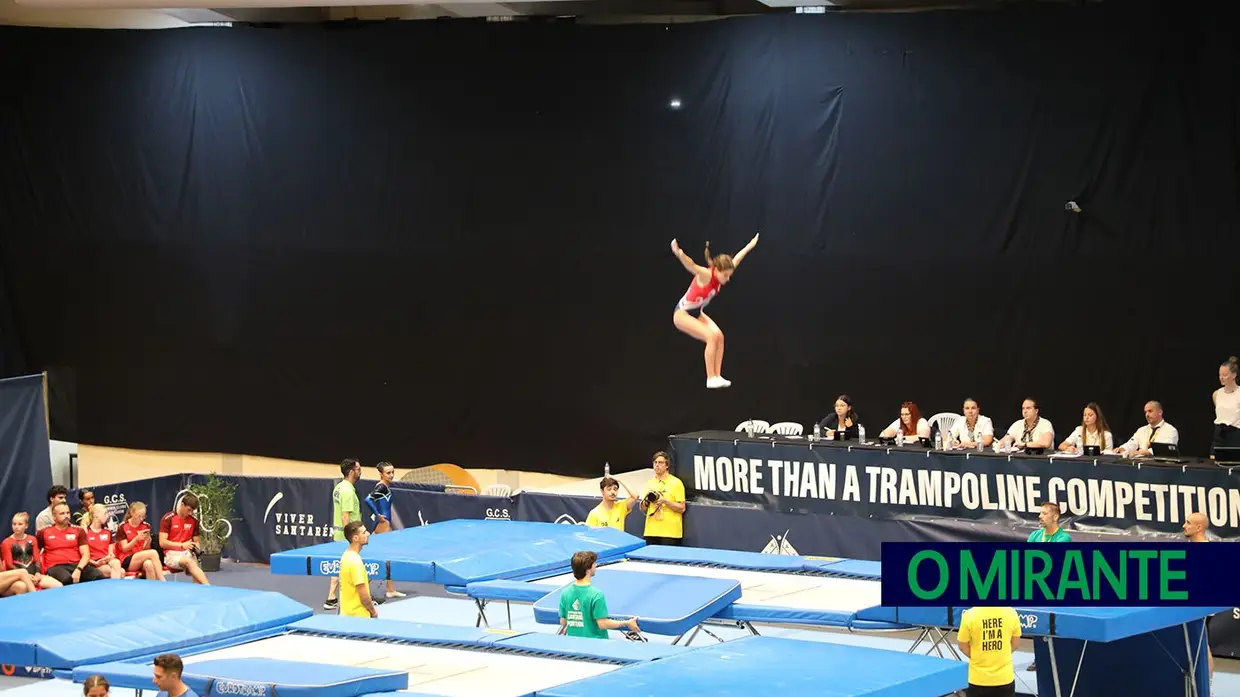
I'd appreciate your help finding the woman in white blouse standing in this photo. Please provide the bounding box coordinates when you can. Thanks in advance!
[1213,356,1240,458]
[1058,402,1114,453]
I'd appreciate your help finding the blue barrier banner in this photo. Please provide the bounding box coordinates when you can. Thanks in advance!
[882,542,1240,607]
[389,487,513,528]
[71,474,187,535]
[227,475,335,563]
[0,375,54,525]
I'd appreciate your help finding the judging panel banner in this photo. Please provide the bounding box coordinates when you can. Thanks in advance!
[669,436,1240,538]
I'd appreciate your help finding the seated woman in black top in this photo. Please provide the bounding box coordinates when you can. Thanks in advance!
[819,394,861,441]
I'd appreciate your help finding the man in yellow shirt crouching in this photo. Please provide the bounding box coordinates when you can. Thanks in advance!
[958,606,1021,697]
[585,477,637,531]
[339,521,378,619]
[640,451,686,545]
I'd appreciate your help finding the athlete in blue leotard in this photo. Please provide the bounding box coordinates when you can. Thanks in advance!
[365,479,392,527]
[365,462,404,598]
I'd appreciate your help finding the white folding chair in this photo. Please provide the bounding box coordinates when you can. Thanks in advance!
[929,412,962,441]
[482,484,512,498]
[736,420,771,434]
[768,422,804,437]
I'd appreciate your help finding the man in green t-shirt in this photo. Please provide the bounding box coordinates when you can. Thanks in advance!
[1027,501,1071,670]
[325,458,363,611]
[558,551,641,640]
[1027,502,1072,543]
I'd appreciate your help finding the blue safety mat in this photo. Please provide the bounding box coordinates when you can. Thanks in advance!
[859,605,1229,642]
[531,569,742,636]
[270,520,643,586]
[627,545,881,578]
[533,635,967,697]
[0,580,311,669]
[716,603,906,630]
[74,658,407,697]
[288,615,690,662]
[466,579,560,603]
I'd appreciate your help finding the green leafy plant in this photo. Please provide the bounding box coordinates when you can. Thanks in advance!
[186,474,236,556]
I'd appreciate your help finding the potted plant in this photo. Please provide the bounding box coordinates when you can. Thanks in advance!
[186,474,236,573]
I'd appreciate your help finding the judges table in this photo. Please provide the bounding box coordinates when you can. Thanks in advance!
[668,430,1240,538]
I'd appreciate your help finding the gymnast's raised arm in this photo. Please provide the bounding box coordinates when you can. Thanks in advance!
[670,239,711,285]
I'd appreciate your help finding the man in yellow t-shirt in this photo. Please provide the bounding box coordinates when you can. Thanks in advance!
[585,477,637,531]
[339,521,377,619]
[957,606,1021,697]
[639,451,686,545]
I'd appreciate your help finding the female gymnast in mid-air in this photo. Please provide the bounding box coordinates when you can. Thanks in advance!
[671,233,760,389]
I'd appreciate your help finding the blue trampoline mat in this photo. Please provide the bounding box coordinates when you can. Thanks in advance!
[0,580,311,669]
[532,569,742,636]
[76,658,407,697]
[861,605,1230,642]
[288,614,692,663]
[626,545,882,579]
[533,635,967,697]
[270,520,644,586]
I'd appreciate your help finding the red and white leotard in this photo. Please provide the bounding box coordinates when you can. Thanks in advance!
[677,269,721,312]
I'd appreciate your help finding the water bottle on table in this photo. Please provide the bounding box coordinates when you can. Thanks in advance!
[813,423,821,441]
[858,425,866,444]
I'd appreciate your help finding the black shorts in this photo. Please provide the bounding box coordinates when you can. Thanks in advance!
[643,536,682,546]
[967,682,1016,697]
[120,555,138,572]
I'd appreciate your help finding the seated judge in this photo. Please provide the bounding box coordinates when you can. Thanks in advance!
[948,398,994,449]
[997,398,1055,452]
[1058,402,1114,453]
[818,394,860,440]
[1113,400,1179,458]
[879,402,931,441]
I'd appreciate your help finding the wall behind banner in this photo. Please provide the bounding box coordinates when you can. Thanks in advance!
[2,2,1238,477]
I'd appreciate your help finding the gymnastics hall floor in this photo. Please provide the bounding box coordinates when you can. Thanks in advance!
[1,517,1237,697]
[0,580,966,697]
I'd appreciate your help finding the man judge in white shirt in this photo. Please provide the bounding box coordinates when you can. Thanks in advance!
[1113,401,1179,458]
[997,398,1055,451]
[948,398,995,449]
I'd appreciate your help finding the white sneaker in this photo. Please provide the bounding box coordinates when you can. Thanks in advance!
[388,590,407,599]
[706,377,729,389]
[717,377,731,388]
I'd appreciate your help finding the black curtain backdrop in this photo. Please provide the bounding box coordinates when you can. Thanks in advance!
[0,2,1237,476]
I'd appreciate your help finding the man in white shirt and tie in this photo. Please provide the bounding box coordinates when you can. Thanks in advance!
[1114,401,1179,458]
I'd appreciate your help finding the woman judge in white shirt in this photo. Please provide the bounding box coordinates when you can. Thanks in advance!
[1058,402,1114,453]
[948,398,994,449]
[880,401,931,441]
[1213,356,1240,458]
